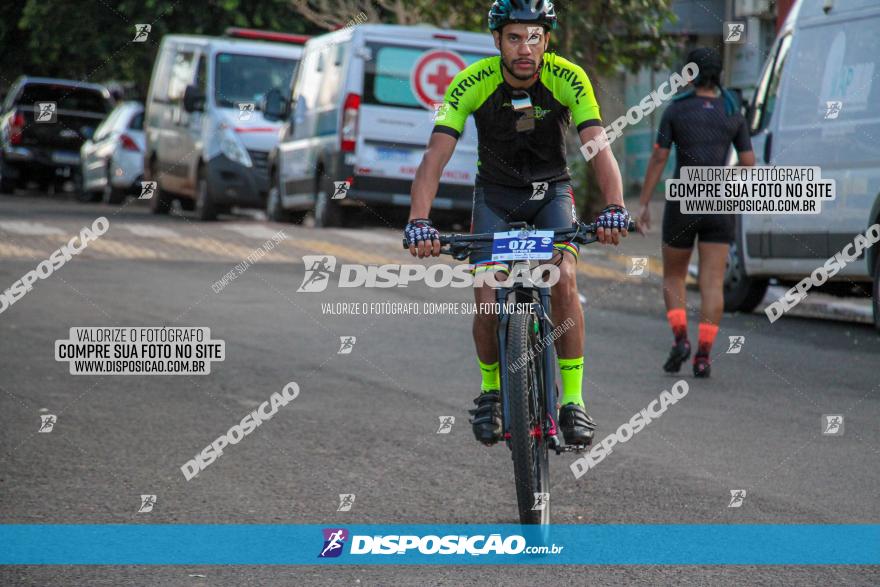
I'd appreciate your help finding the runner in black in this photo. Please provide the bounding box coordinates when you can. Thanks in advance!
[637,47,755,378]
[404,0,630,446]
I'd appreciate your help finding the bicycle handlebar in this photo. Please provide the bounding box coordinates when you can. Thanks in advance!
[401,220,637,250]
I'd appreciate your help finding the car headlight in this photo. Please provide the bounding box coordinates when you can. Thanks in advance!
[218,124,252,168]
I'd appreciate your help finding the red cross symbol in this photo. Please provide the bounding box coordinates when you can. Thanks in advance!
[427,64,455,95]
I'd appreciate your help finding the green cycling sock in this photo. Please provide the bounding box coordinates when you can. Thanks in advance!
[478,359,500,392]
[558,357,585,407]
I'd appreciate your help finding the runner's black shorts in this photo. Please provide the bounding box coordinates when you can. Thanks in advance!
[469,181,579,271]
[662,201,735,249]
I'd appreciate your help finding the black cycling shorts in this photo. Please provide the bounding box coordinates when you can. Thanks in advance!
[469,181,579,269]
[662,201,734,249]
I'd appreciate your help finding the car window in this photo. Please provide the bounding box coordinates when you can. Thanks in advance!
[363,44,493,110]
[128,110,144,130]
[214,53,298,109]
[93,108,120,140]
[168,50,196,101]
[750,34,791,133]
[14,84,111,113]
[316,44,347,109]
[196,55,207,95]
[150,47,175,102]
[293,48,320,109]
[782,20,879,128]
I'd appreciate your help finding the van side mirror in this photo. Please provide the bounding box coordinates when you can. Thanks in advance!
[182,85,205,112]
[262,88,289,121]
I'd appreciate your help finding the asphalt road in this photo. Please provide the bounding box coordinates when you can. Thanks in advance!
[1,193,878,586]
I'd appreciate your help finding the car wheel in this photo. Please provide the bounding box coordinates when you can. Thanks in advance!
[0,159,16,194]
[723,241,769,313]
[872,252,879,333]
[267,168,305,224]
[195,168,218,221]
[103,167,126,205]
[313,172,342,228]
[148,160,172,215]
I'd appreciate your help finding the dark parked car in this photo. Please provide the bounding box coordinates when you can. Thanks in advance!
[0,76,114,193]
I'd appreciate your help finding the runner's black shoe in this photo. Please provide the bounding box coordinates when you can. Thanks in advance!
[469,392,502,445]
[559,403,596,446]
[663,339,691,373]
[693,355,711,378]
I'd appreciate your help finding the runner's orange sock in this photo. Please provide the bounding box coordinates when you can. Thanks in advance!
[697,322,719,357]
[666,308,688,342]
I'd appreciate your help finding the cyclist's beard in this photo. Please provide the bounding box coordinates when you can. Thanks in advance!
[501,54,542,81]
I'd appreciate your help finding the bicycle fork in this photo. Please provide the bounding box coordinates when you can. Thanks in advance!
[496,284,560,448]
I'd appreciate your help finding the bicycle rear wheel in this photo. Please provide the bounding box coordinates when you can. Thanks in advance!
[507,310,551,525]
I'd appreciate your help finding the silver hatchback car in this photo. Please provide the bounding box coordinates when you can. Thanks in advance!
[80,101,145,204]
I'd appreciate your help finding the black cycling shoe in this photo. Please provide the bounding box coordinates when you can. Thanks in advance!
[559,403,596,446]
[663,339,691,373]
[693,355,711,378]
[469,392,502,445]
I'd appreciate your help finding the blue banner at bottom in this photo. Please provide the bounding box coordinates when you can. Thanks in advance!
[1,524,878,565]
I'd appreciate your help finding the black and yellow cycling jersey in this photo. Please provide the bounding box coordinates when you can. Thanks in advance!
[432,52,602,188]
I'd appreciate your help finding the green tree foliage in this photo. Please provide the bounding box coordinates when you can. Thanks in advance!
[1,0,317,97]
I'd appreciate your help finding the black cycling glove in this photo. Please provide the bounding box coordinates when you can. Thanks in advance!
[404,218,440,247]
[595,204,630,231]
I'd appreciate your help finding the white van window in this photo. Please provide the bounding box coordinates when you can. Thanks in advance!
[151,47,176,102]
[316,44,348,109]
[363,43,492,109]
[214,53,298,109]
[168,51,196,101]
[750,34,791,133]
[782,20,879,127]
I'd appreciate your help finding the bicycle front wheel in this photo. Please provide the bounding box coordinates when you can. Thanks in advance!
[507,310,551,525]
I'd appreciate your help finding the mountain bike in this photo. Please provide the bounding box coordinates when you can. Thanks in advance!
[404,220,634,524]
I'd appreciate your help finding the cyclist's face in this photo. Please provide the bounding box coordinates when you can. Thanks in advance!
[494,24,548,80]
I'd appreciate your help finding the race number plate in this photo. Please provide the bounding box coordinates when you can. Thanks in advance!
[491,229,554,261]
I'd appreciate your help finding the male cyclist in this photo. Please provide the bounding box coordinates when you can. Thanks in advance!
[405,0,629,446]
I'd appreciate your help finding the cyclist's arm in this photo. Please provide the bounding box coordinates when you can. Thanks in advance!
[409,132,457,220]
[579,126,624,208]
[556,58,624,209]
[409,65,481,221]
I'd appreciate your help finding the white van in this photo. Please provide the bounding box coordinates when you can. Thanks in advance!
[144,29,305,220]
[264,24,497,226]
[724,0,880,329]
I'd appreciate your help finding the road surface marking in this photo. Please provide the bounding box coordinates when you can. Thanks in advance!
[161,236,296,262]
[0,221,64,235]
[329,229,401,246]
[223,224,286,241]
[116,224,180,238]
[0,242,47,258]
